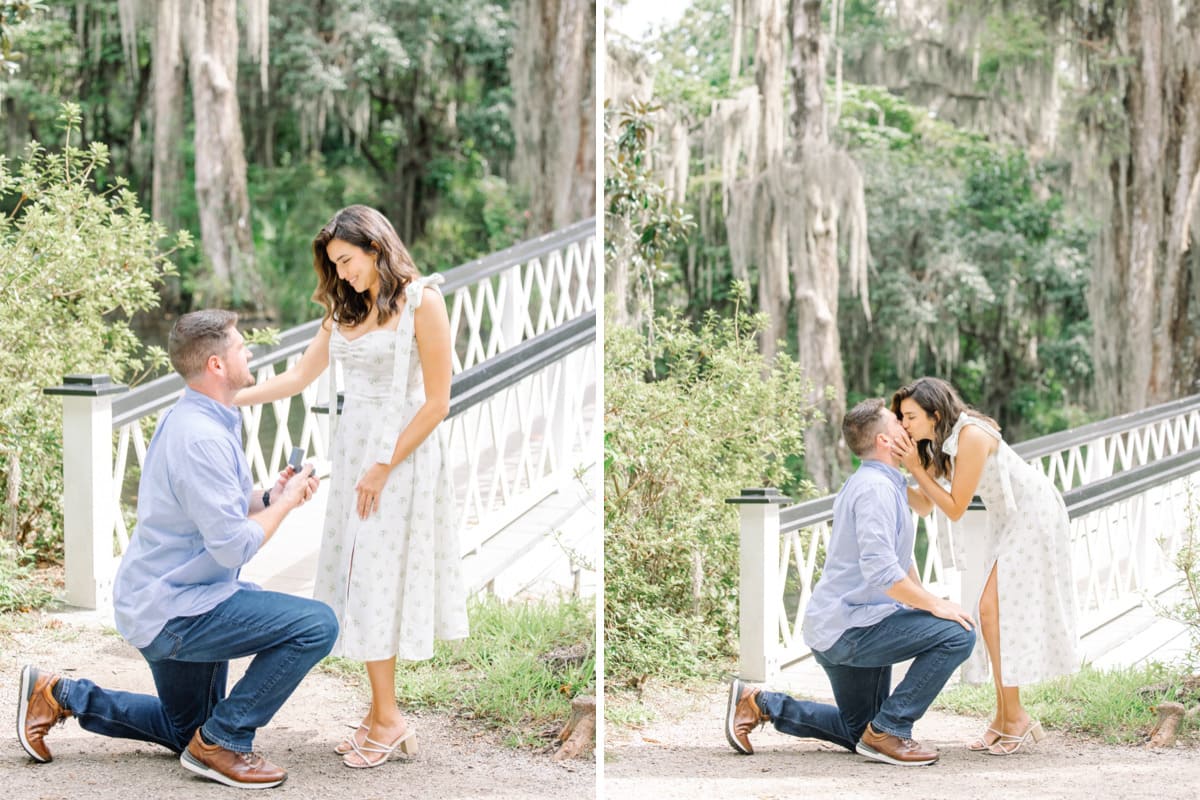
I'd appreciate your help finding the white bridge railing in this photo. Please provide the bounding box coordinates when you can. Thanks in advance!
[46,220,598,609]
[730,394,1200,681]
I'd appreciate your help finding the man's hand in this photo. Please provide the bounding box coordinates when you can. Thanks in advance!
[266,465,295,507]
[928,598,975,631]
[279,464,319,508]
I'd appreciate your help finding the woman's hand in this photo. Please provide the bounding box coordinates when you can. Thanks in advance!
[355,463,391,519]
[891,431,923,473]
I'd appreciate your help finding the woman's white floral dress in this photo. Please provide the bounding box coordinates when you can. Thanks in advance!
[315,274,469,661]
[944,412,1077,686]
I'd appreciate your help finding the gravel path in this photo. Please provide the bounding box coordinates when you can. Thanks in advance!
[1,611,594,799]
[605,683,1199,800]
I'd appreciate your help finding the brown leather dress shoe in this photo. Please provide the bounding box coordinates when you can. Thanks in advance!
[17,665,72,763]
[724,678,769,755]
[180,728,287,789]
[855,723,939,766]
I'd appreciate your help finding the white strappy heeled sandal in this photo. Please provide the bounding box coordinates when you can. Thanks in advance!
[342,728,418,768]
[334,723,369,756]
[987,720,1045,755]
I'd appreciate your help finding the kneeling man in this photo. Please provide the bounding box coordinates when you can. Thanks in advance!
[726,398,975,766]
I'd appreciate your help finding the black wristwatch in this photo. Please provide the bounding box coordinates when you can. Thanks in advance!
[262,489,272,507]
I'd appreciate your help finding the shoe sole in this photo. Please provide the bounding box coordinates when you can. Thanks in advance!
[16,665,49,763]
[724,678,751,755]
[855,741,937,767]
[180,749,287,789]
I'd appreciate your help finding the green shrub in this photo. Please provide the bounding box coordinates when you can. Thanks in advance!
[604,286,820,683]
[0,102,184,558]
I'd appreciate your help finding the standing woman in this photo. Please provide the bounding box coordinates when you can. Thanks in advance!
[890,377,1076,755]
[235,205,469,768]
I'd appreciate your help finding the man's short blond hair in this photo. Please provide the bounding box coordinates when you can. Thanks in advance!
[168,310,239,380]
[843,398,890,457]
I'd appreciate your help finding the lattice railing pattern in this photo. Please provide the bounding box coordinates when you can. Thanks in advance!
[1069,475,1194,630]
[446,342,598,558]
[1029,410,1200,492]
[445,223,596,372]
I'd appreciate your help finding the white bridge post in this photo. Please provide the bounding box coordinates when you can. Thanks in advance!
[44,374,127,610]
[727,488,791,682]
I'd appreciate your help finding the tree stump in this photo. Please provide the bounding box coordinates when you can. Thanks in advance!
[1147,701,1200,748]
[552,695,595,761]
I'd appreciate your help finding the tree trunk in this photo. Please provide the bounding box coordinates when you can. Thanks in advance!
[789,0,854,489]
[1146,701,1199,748]
[510,0,596,233]
[552,695,595,761]
[184,0,265,311]
[152,0,184,235]
[1094,1,1200,412]
[753,0,789,362]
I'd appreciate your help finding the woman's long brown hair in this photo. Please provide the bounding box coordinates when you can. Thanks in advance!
[890,377,999,479]
[311,205,419,327]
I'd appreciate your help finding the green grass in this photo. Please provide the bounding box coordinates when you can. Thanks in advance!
[604,691,656,729]
[0,545,55,613]
[935,662,1200,744]
[320,594,595,748]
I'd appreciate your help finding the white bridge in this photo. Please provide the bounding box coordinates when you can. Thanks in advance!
[46,219,598,610]
[731,395,1200,680]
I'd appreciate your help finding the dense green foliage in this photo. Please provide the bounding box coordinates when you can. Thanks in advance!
[604,302,820,682]
[604,101,695,323]
[633,2,1096,441]
[836,85,1094,437]
[2,0,528,325]
[0,104,182,555]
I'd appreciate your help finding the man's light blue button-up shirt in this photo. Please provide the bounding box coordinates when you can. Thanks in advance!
[802,459,914,652]
[113,388,265,649]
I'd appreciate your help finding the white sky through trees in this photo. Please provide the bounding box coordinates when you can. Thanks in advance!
[608,0,691,41]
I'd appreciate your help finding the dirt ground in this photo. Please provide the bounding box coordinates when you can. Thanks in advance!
[604,683,1200,800]
[0,610,594,800]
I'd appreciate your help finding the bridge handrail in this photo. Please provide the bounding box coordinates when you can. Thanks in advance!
[1011,393,1200,460]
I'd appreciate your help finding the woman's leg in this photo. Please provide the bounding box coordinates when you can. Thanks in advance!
[343,657,409,766]
[975,562,1006,747]
[979,562,1031,739]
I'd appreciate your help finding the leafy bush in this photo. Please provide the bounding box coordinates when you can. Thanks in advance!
[0,103,184,558]
[604,287,821,683]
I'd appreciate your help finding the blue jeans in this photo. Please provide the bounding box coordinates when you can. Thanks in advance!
[57,589,338,754]
[757,608,974,750]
